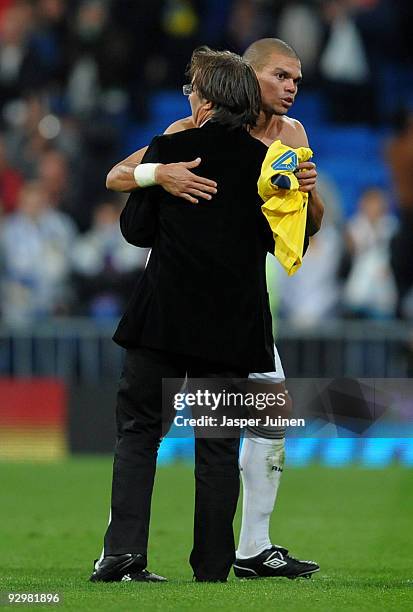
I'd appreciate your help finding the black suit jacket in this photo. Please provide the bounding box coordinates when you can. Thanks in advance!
[113,121,275,372]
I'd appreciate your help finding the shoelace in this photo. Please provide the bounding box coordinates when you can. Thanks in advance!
[275,550,316,565]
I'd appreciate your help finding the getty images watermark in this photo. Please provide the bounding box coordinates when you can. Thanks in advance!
[162,377,413,438]
[172,388,306,429]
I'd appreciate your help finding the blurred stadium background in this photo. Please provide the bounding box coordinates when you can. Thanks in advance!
[1,0,413,468]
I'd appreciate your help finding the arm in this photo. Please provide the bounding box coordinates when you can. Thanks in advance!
[106,116,217,203]
[306,189,324,236]
[292,120,325,235]
[106,146,148,192]
[106,117,192,192]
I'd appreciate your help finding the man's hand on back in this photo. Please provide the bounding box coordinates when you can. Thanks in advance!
[154,158,218,204]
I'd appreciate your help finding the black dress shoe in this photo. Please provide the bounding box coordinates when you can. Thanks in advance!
[89,554,145,582]
[121,570,167,582]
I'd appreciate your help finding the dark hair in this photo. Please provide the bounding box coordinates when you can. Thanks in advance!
[243,38,300,71]
[186,46,261,130]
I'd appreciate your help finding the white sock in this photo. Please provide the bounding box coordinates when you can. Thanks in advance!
[236,435,285,559]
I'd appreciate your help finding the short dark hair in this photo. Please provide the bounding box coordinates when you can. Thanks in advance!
[187,46,261,130]
[243,38,300,71]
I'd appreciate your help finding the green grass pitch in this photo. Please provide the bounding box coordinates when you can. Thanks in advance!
[1,458,412,611]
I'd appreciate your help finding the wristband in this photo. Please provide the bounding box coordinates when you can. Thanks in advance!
[133,163,160,187]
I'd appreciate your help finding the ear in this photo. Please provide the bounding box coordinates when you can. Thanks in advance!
[203,100,213,111]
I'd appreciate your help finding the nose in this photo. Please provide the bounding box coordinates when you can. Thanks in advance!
[285,79,296,94]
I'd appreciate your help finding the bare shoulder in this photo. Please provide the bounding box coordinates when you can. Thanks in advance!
[164,116,195,135]
[279,116,309,148]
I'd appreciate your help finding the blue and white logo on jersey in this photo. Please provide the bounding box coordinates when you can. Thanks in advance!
[271,150,298,172]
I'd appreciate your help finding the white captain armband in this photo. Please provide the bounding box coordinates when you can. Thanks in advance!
[133,163,161,188]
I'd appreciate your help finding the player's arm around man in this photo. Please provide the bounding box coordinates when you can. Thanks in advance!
[106,120,324,234]
[106,102,323,230]
[106,116,218,204]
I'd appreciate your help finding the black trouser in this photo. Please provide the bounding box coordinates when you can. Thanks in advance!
[103,346,246,581]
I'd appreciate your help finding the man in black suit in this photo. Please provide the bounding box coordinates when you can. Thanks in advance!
[91,48,274,583]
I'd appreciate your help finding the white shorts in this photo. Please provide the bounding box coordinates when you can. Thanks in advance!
[248,345,285,383]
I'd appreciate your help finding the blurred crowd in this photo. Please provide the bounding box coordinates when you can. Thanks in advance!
[0,0,412,327]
